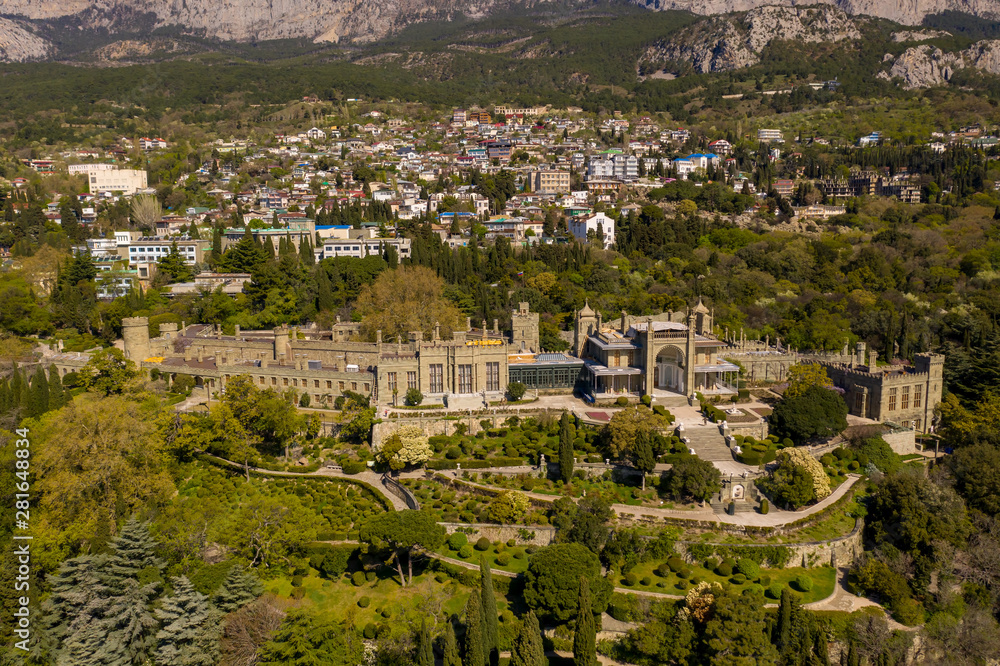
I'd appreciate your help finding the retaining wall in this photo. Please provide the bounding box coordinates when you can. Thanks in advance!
[438,522,558,547]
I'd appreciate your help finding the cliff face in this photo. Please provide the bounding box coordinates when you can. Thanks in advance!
[0,0,561,43]
[0,17,51,61]
[881,40,1000,88]
[632,0,1000,26]
[641,5,861,74]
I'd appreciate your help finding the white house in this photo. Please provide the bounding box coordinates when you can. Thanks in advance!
[672,158,695,178]
[568,212,615,249]
[306,127,328,141]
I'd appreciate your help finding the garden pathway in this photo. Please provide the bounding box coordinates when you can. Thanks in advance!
[427,470,861,528]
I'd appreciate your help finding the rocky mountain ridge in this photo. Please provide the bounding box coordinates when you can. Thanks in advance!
[881,39,1000,88]
[640,5,861,74]
[631,0,1000,26]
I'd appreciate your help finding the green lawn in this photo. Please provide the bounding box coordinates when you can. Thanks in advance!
[265,570,477,635]
[437,542,531,575]
[614,561,837,605]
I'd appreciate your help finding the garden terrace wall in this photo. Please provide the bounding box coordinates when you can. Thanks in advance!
[675,518,864,569]
[373,409,565,448]
[438,522,558,547]
[432,473,555,510]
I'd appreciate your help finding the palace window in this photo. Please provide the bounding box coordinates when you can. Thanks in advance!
[913,385,922,408]
[854,392,864,411]
[283,378,289,386]
[901,386,909,410]
[407,371,417,390]
[915,419,922,430]
[339,381,345,391]
[259,376,265,385]
[429,364,444,393]
[486,362,500,391]
[326,380,332,389]
[888,387,897,411]
[271,377,277,385]
[388,372,397,392]
[458,365,473,393]
[351,382,357,391]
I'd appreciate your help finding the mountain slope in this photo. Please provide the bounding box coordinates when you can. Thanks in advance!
[631,0,1000,26]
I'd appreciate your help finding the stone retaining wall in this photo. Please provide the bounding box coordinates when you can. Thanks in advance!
[882,428,916,455]
[676,519,864,569]
[437,522,557,547]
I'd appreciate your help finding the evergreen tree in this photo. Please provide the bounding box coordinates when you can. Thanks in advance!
[814,626,830,665]
[211,564,264,613]
[301,236,315,266]
[510,611,546,666]
[99,577,159,666]
[417,618,434,666]
[443,620,462,666]
[632,428,656,491]
[154,576,217,666]
[464,590,485,666]
[48,365,66,409]
[105,519,164,585]
[846,641,859,666]
[315,268,335,311]
[210,227,223,267]
[26,365,49,418]
[559,411,574,483]
[573,577,597,666]
[480,556,500,666]
[157,242,194,283]
[776,587,794,652]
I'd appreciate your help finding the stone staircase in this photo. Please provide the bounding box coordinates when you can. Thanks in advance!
[443,393,486,410]
[681,426,734,462]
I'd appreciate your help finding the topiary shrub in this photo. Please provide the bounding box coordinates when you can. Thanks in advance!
[640,576,652,586]
[624,572,639,587]
[365,571,376,582]
[459,545,474,559]
[381,608,393,618]
[795,575,813,592]
[677,569,692,580]
[716,563,733,577]
[676,580,689,591]
[358,596,371,608]
[351,571,366,587]
[342,460,367,474]
[760,498,770,514]
[475,537,491,551]
[736,559,760,580]
[667,557,685,572]
[615,396,629,407]
[731,574,746,585]
[768,583,785,599]
[291,575,304,587]
[704,557,720,572]
[507,538,516,547]
[760,575,772,587]
[496,553,511,566]
[448,533,468,550]
[363,623,377,639]
[641,394,652,407]
[656,563,671,578]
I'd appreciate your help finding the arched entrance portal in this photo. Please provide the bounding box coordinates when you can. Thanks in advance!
[654,347,685,394]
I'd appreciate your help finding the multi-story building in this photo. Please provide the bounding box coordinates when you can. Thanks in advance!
[125,237,211,266]
[574,300,738,402]
[612,154,639,181]
[88,168,148,195]
[773,179,795,197]
[587,158,615,180]
[532,170,571,194]
[317,237,412,261]
[568,212,615,249]
[757,129,784,143]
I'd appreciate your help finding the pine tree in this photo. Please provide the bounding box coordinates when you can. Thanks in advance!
[443,621,462,666]
[211,564,264,613]
[510,611,545,666]
[105,519,164,585]
[48,365,66,409]
[155,576,218,666]
[99,577,159,666]
[573,577,597,666]
[480,556,500,666]
[559,411,574,483]
[464,590,485,666]
[417,618,434,666]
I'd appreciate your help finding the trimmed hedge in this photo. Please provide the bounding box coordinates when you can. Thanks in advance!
[427,457,525,470]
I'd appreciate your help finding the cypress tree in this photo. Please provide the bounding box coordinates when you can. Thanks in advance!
[154,576,217,666]
[814,626,830,665]
[316,268,335,312]
[416,618,434,666]
[559,411,574,483]
[480,556,500,666]
[443,620,462,666]
[0,378,9,415]
[464,590,485,666]
[301,236,315,266]
[210,227,223,267]
[10,363,25,414]
[633,429,656,491]
[211,564,264,613]
[573,577,597,666]
[777,587,793,651]
[28,366,49,417]
[510,611,546,666]
[47,365,66,409]
[846,640,859,666]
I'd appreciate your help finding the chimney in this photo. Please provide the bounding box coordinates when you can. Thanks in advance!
[466,316,472,331]
[620,310,627,335]
[377,330,383,344]
[235,324,241,338]
[493,319,499,334]
[433,323,440,341]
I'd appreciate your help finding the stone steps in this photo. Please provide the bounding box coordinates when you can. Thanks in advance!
[681,427,734,462]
